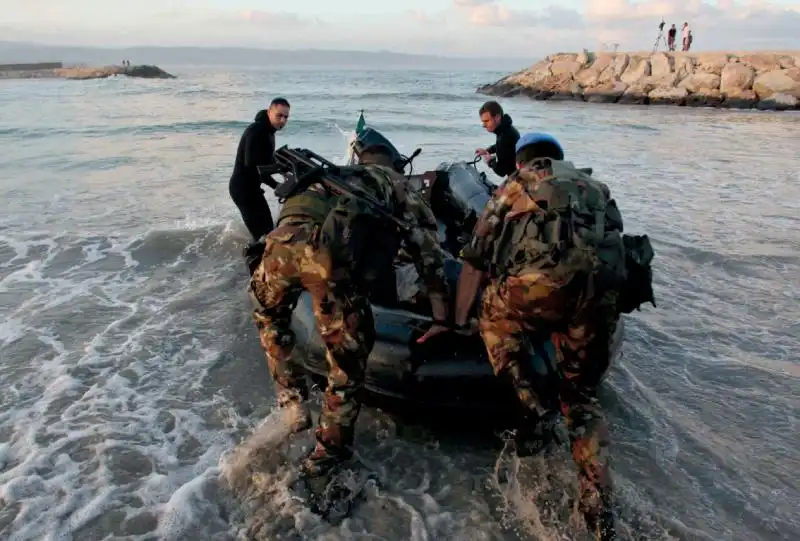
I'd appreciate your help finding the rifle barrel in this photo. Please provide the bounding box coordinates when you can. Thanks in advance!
[271,146,413,232]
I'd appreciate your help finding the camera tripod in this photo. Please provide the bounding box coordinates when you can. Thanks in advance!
[652,20,668,53]
[652,31,668,53]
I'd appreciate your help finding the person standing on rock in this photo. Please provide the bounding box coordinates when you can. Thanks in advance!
[681,22,690,51]
[475,100,520,178]
[668,24,677,51]
[229,97,290,264]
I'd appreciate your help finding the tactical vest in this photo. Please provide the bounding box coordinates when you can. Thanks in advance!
[277,188,335,225]
[318,165,403,298]
[491,158,627,290]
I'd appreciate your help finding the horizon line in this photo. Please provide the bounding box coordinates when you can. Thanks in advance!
[0,40,538,62]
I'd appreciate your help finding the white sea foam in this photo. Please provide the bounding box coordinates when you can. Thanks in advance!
[0,224,246,540]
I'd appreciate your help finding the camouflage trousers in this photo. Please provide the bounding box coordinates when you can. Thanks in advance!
[479,269,617,540]
[248,219,376,460]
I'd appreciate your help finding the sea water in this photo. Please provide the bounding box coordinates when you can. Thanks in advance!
[0,66,798,541]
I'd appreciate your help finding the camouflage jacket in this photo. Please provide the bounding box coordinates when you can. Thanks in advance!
[330,164,450,298]
[459,174,529,272]
[459,159,615,274]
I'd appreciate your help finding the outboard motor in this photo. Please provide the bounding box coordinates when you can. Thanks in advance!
[424,160,496,255]
[436,160,495,212]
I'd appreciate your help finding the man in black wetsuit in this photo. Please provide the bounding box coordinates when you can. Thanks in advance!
[475,100,520,179]
[229,97,291,243]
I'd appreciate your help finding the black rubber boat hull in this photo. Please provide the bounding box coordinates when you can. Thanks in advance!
[288,290,624,417]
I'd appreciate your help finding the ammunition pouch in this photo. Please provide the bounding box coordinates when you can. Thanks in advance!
[319,194,400,298]
[277,190,333,225]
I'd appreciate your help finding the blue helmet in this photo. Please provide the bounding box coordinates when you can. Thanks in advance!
[515,132,564,160]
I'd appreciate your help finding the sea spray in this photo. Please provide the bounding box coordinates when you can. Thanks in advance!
[331,121,358,165]
[219,408,300,496]
[217,408,317,538]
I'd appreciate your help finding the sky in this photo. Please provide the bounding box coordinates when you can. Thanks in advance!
[2,0,800,58]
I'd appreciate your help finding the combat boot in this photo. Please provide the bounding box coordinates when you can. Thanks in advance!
[513,408,561,457]
[299,442,351,478]
[585,506,616,540]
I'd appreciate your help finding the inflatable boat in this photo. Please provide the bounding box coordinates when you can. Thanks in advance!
[270,113,624,418]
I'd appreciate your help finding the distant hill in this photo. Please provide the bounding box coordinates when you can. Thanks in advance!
[0,41,534,71]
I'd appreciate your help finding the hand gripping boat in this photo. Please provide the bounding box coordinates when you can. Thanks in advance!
[262,112,624,419]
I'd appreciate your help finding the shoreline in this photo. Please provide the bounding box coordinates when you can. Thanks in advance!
[0,64,176,81]
[477,51,800,111]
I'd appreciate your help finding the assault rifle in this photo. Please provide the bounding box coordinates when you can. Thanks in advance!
[257,145,412,232]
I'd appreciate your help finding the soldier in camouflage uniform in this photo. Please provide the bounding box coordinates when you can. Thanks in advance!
[419,133,627,540]
[249,144,450,477]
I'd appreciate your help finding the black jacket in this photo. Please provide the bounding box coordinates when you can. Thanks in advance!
[230,110,276,192]
[486,114,520,177]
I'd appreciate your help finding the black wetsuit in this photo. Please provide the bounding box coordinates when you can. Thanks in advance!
[229,110,277,241]
[486,114,520,178]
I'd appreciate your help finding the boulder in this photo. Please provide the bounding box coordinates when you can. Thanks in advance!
[584,81,628,103]
[648,86,688,105]
[541,73,573,93]
[550,60,583,77]
[740,54,783,74]
[722,89,758,109]
[674,56,695,79]
[753,70,800,99]
[574,54,614,86]
[650,53,673,79]
[619,83,651,104]
[587,53,614,73]
[756,93,798,110]
[621,57,651,85]
[679,73,721,93]
[498,85,525,97]
[546,81,585,101]
[611,54,630,78]
[477,81,514,95]
[720,63,755,94]
[547,53,579,63]
[695,54,730,75]
[644,72,679,88]
[686,89,724,107]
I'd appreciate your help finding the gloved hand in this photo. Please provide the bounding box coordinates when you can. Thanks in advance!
[243,238,267,276]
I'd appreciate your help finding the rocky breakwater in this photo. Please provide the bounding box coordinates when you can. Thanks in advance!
[0,64,176,80]
[56,64,176,80]
[478,51,800,111]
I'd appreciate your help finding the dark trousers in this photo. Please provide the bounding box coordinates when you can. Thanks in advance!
[229,177,275,242]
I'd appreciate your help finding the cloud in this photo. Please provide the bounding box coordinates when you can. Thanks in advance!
[2,1,800,58]
[241,11,300,24]
[454,1,585,29]
[234,10,324,27]
[466,3,512,26]
[452,0,494,6]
